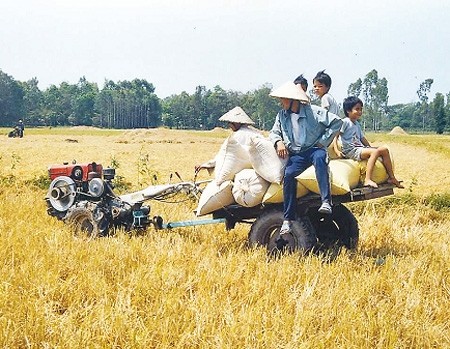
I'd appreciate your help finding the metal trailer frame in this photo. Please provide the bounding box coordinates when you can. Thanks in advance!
[160,184,395,230]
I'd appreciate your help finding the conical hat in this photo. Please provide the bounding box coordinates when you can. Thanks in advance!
[269,81,310,103]
[218,106,255,125]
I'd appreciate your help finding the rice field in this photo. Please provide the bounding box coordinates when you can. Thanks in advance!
[0,127,449,348]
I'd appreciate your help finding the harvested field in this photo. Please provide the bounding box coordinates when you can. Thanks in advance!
[0,127,449,348]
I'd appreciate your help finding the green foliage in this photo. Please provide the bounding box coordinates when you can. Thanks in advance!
[0,70,24,126]
[380,191,450,212]
[109,156,131,193]
[137,147,160,187]
[19,77,43,126]
[1,67,449,133]
[162,83,279,130]
[348,69,389,131]
[423,193,450,211]
[96,79,161,129]
[24,173,52,190]
[431,93,446,134]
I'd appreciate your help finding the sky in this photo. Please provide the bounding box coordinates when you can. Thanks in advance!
[1,0,449,105]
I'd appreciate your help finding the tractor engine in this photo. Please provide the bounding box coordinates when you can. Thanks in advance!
[46,161,151,237]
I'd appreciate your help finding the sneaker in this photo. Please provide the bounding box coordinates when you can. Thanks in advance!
[279,220,291,235]
[318,201,332,215]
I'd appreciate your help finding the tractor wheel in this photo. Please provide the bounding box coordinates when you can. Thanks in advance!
[308,204,359,251]
[248,209,317,255]
[64,207,103,239]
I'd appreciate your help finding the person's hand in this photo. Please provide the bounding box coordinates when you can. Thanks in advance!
[276,141,288,159]
[332,147,344,158]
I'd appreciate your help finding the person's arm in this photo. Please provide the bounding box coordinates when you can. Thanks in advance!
[268,112,283,145]
[361,136,371,147]
[332,133,343,158]
[315,109,343,148]
[269,112,288,159]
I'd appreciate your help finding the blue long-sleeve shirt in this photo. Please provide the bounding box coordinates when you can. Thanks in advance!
[269,104,342,154]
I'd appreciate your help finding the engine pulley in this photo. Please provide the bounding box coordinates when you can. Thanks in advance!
[47,176,77,212]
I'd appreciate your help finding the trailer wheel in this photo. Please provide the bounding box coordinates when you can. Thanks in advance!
[248,209,317,254]
[308,204,359,250]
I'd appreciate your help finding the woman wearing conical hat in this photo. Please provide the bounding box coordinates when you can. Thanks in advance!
[269,81,342,236]
[195,106,261,173]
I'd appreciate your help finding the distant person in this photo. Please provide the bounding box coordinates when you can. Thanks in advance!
[16,119,25,138]
[313,70,339,115]
[195,106,261,173]
[333,96,403,188]
[293,74,308,93]
[269,81,342,236]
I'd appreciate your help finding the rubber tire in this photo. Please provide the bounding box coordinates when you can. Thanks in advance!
[308,204,359,250]
[248,209,317,254]
[64,207,100,239]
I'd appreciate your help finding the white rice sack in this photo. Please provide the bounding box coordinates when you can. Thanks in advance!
[230,125,263,146]
[248,136,287,184]
[214,137,252,186]
[297,159,360,195]
[196,180,234,216]
[232,169,270,207]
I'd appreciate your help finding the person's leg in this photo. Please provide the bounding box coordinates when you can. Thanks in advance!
[310,148,332,205]
[360,148,380,188]
[377,146,403,187]
[283,153,309,221]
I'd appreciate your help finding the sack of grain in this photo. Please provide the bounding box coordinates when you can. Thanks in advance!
[232,169,270,207]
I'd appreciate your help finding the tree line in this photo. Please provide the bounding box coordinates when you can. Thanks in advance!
[1,68,449,133]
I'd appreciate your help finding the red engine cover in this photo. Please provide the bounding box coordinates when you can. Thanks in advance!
[48,162,103,181]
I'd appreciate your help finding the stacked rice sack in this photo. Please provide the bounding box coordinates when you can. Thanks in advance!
[196,133,304,216]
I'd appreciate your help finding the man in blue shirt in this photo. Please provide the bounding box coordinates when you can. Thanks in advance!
[269,81,342,235]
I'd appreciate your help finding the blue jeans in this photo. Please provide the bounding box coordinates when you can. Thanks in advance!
[283,147,331,220]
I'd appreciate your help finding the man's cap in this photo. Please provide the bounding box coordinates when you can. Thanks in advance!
[218,106,255,125]
[269,81,310,103]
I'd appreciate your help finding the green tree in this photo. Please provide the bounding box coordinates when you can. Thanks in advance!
[96,79,160,129]
[191,85,208,129]
[347,71,389,131]
[20,77,43,126]
[347,78,362,97]
[241,84,279,130]
[361,70,389,131]
[205,86,236,129]
[446,92,450,132]
[431,93,446,134]
[162,91,191,129]
[42,82,77,126]
[385,103,415,130]
[0,69,24,126]
[70,77,99,126]
[416,78,434,132]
